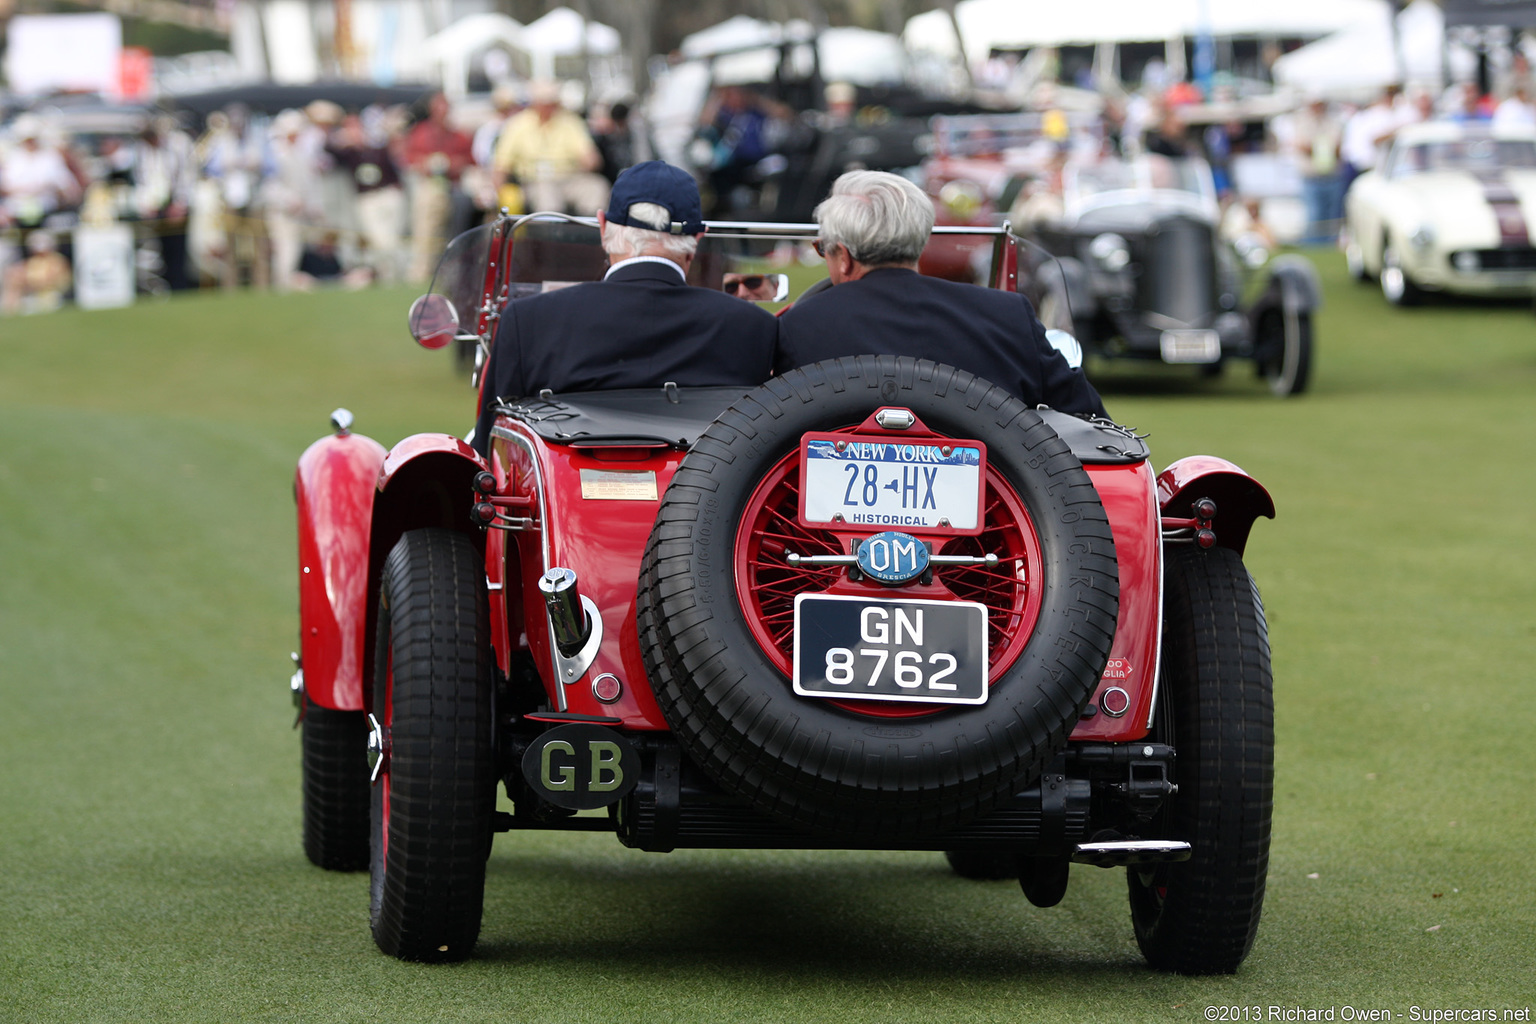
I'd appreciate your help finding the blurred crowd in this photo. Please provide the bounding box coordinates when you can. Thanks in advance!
[979,56,1536,250]
[0,79,645,314]
[5,52,1536,315]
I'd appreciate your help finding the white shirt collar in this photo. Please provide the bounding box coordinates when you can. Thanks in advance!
[605,255,687,282]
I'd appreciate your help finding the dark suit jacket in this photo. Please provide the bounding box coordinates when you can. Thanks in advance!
[775,268,1107,418]
[473,261,778,454]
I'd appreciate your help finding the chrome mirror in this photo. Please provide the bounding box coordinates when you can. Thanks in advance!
[407,293,459,350]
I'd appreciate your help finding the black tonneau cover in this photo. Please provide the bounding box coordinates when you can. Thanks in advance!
[495,386,1148,464]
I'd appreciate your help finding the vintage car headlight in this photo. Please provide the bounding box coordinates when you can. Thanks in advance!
[1089,233,1131,272]
[938,180,984,221]
[1410,225,1435,250]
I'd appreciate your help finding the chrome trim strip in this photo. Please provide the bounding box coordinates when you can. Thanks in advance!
[490,424,550,569]
[1148,467,1165,731]
[1071,839,1191,865]
[491,423,570,705]
[508,212,1011,239]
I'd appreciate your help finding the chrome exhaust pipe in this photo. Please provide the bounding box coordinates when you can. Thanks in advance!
[539,567,591,657]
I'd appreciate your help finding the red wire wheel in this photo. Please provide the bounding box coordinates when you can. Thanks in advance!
[638,357,1119,836]
[732,443,1044,718]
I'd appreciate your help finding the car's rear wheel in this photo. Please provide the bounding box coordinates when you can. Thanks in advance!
[369,528,494,962]
[1380,238,1423,306]
[301,698,370,871]
[1128,544,1273,975]
[638,357,1120,837]
[1254,308,1313,397]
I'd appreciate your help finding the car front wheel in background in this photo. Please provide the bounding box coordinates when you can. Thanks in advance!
[369,528,494,962]
[1128,544,1273,975]
[1380,238,1423,307]
[301,698,371,871]
[1254,307,1313,398]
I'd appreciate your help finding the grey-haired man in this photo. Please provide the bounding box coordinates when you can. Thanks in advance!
[776,170,1107,417]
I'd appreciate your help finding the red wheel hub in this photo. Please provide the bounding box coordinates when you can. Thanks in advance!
[732,441,1044,717]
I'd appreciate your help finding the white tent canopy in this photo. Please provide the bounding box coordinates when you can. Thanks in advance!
[679,15,788,58]
[423,12,525,61]
[423,12,526,98]
[1271,0,1471,98]
[818,27,909,86]
[520,7,620,59]
[678,17,907,88]
[903,0,1391,64]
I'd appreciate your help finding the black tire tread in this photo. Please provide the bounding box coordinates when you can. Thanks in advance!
[301,699,371,871]
[370,528,494,963]
[1130,544,1273,974]
[1258,310,1313,398]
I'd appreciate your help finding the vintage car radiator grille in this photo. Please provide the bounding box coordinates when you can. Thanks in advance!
[1138,216,1216,325]
[1453,247,1536,271]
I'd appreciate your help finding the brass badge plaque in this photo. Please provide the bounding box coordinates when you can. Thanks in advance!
[579,469,658,501]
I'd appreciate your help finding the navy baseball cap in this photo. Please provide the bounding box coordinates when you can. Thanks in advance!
[604,161,705,235]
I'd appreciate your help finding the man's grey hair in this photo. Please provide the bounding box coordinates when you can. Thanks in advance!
[602,201,698,261]
[814,170,933,266]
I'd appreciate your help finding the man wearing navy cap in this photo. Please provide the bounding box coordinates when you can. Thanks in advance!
[472,161,777,455]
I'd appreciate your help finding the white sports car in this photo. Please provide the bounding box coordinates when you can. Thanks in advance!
[1343,121,1536,305]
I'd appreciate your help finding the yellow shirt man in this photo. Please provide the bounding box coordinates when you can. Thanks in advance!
[491,96,609,215]
[493,107,599,185]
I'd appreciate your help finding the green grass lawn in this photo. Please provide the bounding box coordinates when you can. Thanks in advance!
[2,260,1534,1022]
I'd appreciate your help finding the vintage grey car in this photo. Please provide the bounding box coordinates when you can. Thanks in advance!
[1019,155,1319,396]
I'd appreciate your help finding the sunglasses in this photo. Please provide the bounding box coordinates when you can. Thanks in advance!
[724,275,767,295]
[812,239,830,258]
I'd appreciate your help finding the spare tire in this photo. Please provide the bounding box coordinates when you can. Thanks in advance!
[636,356,1119,836]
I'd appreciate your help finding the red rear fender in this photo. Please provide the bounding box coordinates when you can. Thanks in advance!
[295,431,387,711]
[1157,456,1275,557]
[360,434,490,706]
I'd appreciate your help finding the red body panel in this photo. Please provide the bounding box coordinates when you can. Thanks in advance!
[295,431,387,710]
[494,424,683,730]
[490,418,1167,741]
[1071,460,1162,742]
[1157,456,1276,557]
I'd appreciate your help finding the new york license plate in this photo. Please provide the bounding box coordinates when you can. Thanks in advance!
[799,433,985,533]
[792,594,989,706]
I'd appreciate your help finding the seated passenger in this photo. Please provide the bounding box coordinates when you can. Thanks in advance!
[472,161,778,455]
[776,170,1106,418]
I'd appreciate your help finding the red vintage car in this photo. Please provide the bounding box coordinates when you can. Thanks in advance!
[291,214,1277,974]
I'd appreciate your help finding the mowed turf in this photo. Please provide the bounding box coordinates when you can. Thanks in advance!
[2,259,1534,1023]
